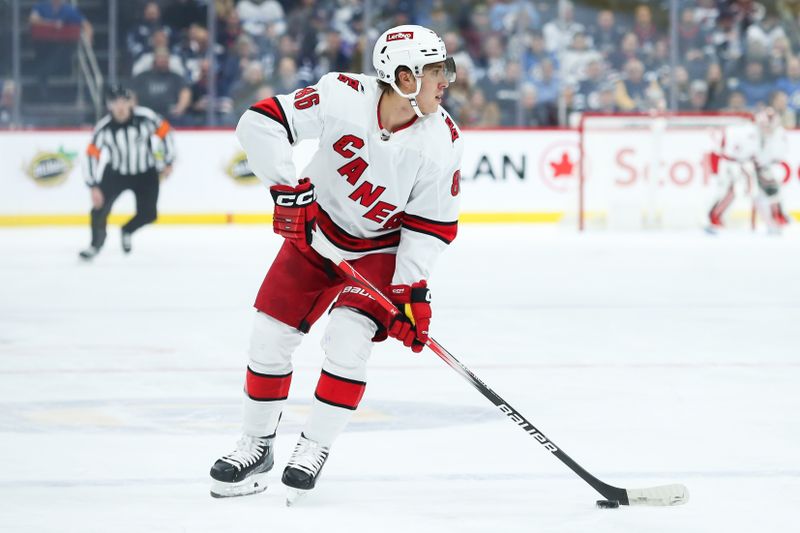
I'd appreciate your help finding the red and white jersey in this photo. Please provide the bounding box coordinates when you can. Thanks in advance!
[754,124,787,169]
[236,72,463,285]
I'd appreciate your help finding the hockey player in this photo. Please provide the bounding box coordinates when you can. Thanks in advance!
[707,107,789,232]
[209,25,462,505]
[79,84,175,260]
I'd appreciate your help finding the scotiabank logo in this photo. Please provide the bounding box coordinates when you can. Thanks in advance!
[386,31,413,41]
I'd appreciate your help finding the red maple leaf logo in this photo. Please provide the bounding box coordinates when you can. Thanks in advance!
[549,152,574,178]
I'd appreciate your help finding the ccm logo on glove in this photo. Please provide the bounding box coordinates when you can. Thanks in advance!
[269,178,318,249]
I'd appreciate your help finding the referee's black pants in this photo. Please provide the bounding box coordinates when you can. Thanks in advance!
[90,168,160,248]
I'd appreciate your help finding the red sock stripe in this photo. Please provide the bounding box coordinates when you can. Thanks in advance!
[402,214,458,244]
[245,367,292,401]
[314,370,366,410]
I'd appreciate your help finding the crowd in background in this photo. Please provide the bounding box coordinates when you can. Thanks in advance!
[5,0,800,128]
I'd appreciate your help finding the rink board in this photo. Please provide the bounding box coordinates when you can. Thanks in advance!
[1,128,799,225]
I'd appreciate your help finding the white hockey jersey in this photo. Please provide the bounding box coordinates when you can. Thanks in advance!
[236,72,463,285]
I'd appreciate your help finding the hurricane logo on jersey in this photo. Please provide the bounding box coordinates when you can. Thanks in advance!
[25,146,77,186]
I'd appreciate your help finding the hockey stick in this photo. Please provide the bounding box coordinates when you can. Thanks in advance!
[310,229,688,507]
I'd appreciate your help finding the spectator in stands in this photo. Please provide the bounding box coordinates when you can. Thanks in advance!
[710,10,744,75]
[237,0,286,37]
[462,3,492,60]
[726,90,748,112]
[561,31,602,84]
[189,59,232,124]
[127,2,172,62]
[777,56,800,115]
[632,4,659,54]
[747,13,788,53]
[705,62,731,110]
[609,32,643,72]
[443,32,475,81]
[532,57,560,106]
[484,61,524,125]
[460,88,501,127]
[489,0,540,34]
[268,56,301,95]
[424,1,454,38]
[615,58,663,111]
[313,30,351,81]
[573,58,608,112]
[685,47,711,81]
[477,34,508,86]
[28,0,93,101]
[771,89,797,127]
[132,30,186,78]
[216,8,243,52]
[738,60,774,107]
[163,0,206,35]
[678,6,709,57]
[542,0,584,53]
[683,79,710,111]
[218,34,260,96]
[592,83,620,113]
[131,47,192,124]
[177,24,226,84]
[520,31,558,81]
[519,84,552,126]
[228,62,270,122]
[767,35,792,80]
[588,9,625,61]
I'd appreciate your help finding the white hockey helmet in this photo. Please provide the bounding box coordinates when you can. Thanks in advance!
[373,25,456,115]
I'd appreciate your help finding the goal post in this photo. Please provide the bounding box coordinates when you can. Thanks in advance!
[574,111,756,231]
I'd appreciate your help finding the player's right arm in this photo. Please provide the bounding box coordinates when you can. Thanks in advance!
[236,74,336,247]
[235,74,334,187]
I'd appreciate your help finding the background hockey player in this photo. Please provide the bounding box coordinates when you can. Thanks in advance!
[209,25,463,505]
[79,84,175,260]
[707,107,789,232]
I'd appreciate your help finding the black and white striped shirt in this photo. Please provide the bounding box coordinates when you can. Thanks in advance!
[85,106,176,186]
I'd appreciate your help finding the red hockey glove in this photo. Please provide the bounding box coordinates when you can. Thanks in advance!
[270,178,317,249]
[387,280,432,353]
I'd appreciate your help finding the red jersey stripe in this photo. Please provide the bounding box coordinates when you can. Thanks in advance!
[316,206,401,252]
[402,214,458,244]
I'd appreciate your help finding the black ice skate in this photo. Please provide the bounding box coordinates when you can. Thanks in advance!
[78,246,100,261]
[209,435,274,498]
[121,231,132,254]
[282,433,330,506]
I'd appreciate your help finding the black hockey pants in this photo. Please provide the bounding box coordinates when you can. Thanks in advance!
[90,168,160,248]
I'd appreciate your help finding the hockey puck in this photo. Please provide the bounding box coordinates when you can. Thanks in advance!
[596,499,620,509]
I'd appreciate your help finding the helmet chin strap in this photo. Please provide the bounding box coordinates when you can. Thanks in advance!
[390,78,426,118]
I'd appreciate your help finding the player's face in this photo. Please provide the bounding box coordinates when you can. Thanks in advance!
[108,97,133,122]
[417,61,452,114]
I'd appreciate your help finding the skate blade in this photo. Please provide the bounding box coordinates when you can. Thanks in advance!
[209,473,269,498]
[285,487,309,507]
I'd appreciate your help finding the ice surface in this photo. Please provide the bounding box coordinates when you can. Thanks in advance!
[1,225,799,532]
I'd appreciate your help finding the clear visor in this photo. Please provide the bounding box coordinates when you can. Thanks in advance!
[423,57,457,83]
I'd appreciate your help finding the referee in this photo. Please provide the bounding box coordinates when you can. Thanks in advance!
[79,84,176,260]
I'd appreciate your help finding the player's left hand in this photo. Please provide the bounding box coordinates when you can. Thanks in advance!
[270,178,317,250]
[161,164,173,179]
[387,280,431,353]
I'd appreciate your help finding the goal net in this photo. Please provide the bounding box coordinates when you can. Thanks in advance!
[572,112,756,231]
